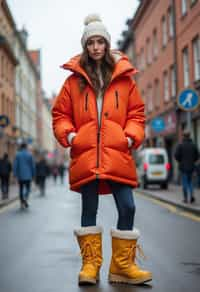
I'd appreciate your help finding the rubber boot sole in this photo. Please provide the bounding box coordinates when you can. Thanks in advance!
[109,273,152,285]
[78,273,99,285]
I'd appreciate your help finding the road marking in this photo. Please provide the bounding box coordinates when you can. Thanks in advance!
[0,200,18,214]
[135,192,200,222]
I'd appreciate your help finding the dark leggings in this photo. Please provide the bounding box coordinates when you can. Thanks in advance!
[80,180,136,230]
[19,180,31,202]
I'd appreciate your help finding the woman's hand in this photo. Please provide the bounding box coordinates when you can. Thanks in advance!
[67,132,77,146]
[127,137,134,148]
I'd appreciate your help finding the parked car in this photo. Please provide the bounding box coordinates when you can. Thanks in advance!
[136,148,170,189]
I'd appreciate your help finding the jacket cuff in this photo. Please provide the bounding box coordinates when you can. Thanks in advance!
[127,137,134,148]
[67,132,76,145]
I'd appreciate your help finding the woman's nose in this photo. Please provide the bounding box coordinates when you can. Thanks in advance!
[93,42,98,50]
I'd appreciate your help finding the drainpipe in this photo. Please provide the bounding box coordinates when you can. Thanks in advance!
[172,0,181,142]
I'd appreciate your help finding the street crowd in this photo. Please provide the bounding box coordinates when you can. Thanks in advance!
[0,142,66,209]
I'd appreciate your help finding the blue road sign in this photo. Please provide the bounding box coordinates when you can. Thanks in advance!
[177,89,199,111]
[27,137,33,144]
[0,115,10,128]
[151,117,165,132]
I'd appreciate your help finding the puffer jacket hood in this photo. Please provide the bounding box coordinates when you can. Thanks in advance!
[61,51,138,85]
[52,51,145,194]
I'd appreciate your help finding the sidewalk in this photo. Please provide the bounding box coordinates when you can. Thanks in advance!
[0,178,54,209]
[136,184,200,215]
[0,183,19,208]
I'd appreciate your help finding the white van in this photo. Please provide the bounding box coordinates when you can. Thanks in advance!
[136,148,170,189]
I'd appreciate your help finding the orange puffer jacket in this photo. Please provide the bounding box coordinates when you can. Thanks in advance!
[52,51,145,194]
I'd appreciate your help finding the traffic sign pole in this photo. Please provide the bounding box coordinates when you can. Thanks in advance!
[187,112,191,132]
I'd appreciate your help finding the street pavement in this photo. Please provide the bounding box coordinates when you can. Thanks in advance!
[0,177,200,292]
[1,177,200,215]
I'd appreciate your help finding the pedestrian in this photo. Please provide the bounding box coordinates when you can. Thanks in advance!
[52,14,152,285]
[194,160,200,189]
[174,130,199,203]
[35,156,49,196]
[51,163,59,183]
[0,153,12,199]
[58,163,65,184]
[13,142,36,209]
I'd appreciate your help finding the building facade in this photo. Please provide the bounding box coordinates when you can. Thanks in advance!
[176,0,200,147]
[42,97,55,154]
[119,0,200,181]
[13,29,38,149]
[29,49,44,150]
[0,0,18,158]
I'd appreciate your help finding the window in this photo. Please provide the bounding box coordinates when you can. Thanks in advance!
[149,154,164,164]
[1,55,4,78]
[162,16,167,47]
[170,65,176,97]
[141,90,147,113]
[141,48,145,71]
[193,37,200,81]
[146,38,152,65]
[147,86,153,112]
[181,0,187,16]
[154,79,160,108]
[2,93,5,113]
[183,47,190,87]
[0,94,3,113]
[163,71,169,102]
[153,29,158,58]
[191,0,197,7]
[168,7,174,38]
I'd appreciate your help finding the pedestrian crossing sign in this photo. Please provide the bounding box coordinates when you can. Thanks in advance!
[177,89,199,111]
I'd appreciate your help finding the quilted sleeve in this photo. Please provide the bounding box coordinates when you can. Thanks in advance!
[124,80,145,149]
[51,79,76,148]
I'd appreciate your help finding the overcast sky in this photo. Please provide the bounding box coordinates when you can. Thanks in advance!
[7,0,139,97]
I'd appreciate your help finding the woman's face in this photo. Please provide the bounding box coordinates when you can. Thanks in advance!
[86,36,106,62]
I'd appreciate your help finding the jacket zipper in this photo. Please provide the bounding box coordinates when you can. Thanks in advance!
[115,90,119,109]
[96,92,105,172]
[85,92,88,111]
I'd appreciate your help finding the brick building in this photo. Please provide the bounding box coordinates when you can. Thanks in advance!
[119,0,200,181]
[29,49,43,149]
[0,0,18,158]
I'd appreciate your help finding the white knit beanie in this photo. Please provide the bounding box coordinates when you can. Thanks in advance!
[81,14,111,48]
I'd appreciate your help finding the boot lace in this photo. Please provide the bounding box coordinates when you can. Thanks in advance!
[80,240,97,264]
[128,244,147,265]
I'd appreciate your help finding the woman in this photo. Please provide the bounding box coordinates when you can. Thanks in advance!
[52,14,152,285]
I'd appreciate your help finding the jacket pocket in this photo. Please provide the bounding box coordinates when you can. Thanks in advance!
[85,92,88,111]
[115,90,119,109]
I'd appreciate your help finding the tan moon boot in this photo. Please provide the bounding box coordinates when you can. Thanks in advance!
[74,226,103,285]
[109,228,152,285]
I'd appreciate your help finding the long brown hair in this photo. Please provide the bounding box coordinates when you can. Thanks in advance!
[79,41,115,94]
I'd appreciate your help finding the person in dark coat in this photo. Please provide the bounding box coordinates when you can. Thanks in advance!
[195,160,200,188]
[58,163,65,184]
[13,143,36,208]
[51,164,59,183]
[35,157,49,196]
[174,130,199,203]
[0,153,12,199]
